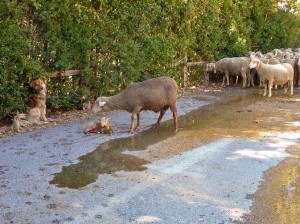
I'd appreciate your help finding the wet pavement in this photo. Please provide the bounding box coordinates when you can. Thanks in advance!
[1,87,300,224]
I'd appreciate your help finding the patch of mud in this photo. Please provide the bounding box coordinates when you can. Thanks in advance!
[49,126,178,188]
[239,144,300,224]
[127,93,300,162]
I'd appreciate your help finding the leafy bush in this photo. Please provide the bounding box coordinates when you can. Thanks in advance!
[1,0,300,121]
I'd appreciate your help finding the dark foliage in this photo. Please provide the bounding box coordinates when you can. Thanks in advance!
[1,0,299,119]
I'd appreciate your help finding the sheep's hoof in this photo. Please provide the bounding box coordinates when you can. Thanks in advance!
[268,95,272,98]
[263,93,267,97]
[128,130,134,134]
[155,122,160,127]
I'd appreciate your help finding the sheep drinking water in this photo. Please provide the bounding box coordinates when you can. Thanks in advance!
[92,76,178,134]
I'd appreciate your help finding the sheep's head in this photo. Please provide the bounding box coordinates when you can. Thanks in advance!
[92,97,109,113]
[249,52,257,60]
[206,63,216,73]
[249,57,261,69]
[265,52,274,59]
[283,52,292,59]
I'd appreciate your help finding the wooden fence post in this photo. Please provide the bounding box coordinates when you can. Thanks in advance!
[183,54,188,89]
[173,55,207,88]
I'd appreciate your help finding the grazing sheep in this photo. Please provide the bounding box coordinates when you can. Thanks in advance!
[92,77,178,134]
[206,57,251,88]
[83,117,113,135]
[249,57,294,97]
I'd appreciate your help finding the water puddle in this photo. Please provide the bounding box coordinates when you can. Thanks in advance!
[50,89,300,189]
[50,117,178,189]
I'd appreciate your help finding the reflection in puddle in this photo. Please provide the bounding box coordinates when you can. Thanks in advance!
[50,121,177,189]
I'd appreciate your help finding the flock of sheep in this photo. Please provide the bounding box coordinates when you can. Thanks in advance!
[91,49,300,134]
[205,48,300,97]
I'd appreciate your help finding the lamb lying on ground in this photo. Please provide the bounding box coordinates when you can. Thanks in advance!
[249,56,294,97]
[92,76,178,134]
[83,117,113,135]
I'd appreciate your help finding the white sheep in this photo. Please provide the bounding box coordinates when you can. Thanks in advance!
[249,57,294,97]
[206,57,251,87]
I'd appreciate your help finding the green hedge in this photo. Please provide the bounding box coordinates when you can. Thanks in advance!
[1,0,300,120]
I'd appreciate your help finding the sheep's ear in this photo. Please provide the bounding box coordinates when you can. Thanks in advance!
[99,101,106,106]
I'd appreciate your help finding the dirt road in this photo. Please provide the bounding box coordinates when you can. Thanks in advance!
[1,87,300,224]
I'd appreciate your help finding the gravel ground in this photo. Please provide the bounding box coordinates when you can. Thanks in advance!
[1,86,300,224]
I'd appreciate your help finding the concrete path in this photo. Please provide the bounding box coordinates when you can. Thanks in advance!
[1,89,299,224]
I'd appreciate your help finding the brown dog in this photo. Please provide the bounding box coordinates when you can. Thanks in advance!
[26,76,47,122]
[13,77,48,132]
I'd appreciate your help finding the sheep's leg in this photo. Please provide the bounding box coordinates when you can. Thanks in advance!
[263,81,268,97]
[226,72,230,86]
[170,104,178,132]
[171,104,178,131]
[291,80,294,95]
[284,83,288,94]
[129,113,136,134]
[260,79,264,88]
[268,80,273,97]
[235,76,239,85]
[221,75,226,86]
[247,70,253,87]
[134,113,141,131]
[241,73,247,88]
[155,110,167,126]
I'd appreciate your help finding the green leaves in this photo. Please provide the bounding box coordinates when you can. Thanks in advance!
[1,0,300,119]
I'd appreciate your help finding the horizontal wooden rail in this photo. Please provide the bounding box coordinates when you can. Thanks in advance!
[48,69,83,78]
